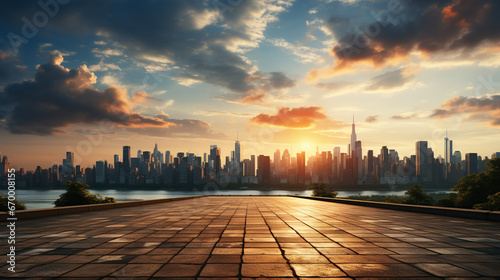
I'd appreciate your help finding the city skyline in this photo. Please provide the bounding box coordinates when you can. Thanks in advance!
[1,121,498,172]
[1,1,500,170]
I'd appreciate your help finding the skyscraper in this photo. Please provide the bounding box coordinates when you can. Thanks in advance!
[466,153,478,175]
[235,140,241,176]
[257,155,270,184]
[96,161,105,183]
[444,130,449,166]
[274,149,281,175]
[250,155,256,176]
[297,151,306,184]
[123,146,131,174]
[350,116,356,157]
[416,141,430,182]
[235,140,241,165]
[62,152,74,174]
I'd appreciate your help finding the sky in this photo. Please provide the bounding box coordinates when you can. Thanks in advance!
[1,0,500,170]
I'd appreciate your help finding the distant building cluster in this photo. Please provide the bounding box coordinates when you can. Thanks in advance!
[1,121,499,188]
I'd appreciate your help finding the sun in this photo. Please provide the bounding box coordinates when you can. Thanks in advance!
[301,142,311,150]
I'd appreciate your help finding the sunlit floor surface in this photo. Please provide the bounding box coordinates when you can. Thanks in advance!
[3,196,500,279]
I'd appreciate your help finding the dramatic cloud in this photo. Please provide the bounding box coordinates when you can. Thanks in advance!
[0,0,295,103]
[0,55,174,135]
[250,106,328,129]
[365,115,378,123]
[430,94,500,127]
[308,0,500,80]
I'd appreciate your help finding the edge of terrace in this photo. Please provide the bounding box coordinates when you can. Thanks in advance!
[290,195,500,222]
[2,194,499,222]
[0,195,208,220]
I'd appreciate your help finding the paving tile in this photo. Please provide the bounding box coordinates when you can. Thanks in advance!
[129,254,174,263]
[208,254,241,263]
[153,264,202,277]
[338,263,433,277]
[243,255,288,263]
[415,263,479,277]
[291,263,346,277]
[326,254,400,263]
[455,262,500,277]
[244,248,282,254]
[287,254,331,263]
[200,263,240,277]
[16,263,82,277]
[62,263,125,277]
[110,263,162,277]
[169,254,209,264]
[241,263,294,277]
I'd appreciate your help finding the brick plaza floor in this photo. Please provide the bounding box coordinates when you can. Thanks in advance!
[2,196,500,279]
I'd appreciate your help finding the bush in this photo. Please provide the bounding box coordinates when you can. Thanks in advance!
[312,184,337,198]
[452,158,500,209]
[474,192,500,211]
[0,193,26,211]
[402,184,433,205]
[385,196,403,203]
[55,181,116,207]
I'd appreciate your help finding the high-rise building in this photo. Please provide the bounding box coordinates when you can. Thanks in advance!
[297,151,306,184]
[95,161,105,183]
[143,151,151,164]
[250,155,256,176]
[367,150,374,175]
[416,141,430,182]
[444,130,449,167]
[350,116,356,157]
[257,155,270,184]
[123,146,131,174]
[62,152,74,174]
[165,151,171,165]
[274,149,281,175]
[235,140,241,166]
[355,140,362,180]
[466,153,478,175]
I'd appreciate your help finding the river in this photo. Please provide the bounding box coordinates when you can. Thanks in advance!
[14,188,452,210]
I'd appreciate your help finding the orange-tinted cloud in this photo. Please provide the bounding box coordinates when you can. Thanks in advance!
[250,106,327,129]
[430,94,500,127]
[239,92,266,104]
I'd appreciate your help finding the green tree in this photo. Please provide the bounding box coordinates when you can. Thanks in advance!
[474,192,500,211]
[0,193,26,211]
[312,184,337,198]
[403,184,433,205]
[452,158,500,209]
[54,181,116,207]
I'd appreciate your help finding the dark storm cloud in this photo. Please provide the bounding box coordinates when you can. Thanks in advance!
[0,51,26,85]
[0,54,179,135]
[310,0,500,78]
[0,0,295,102]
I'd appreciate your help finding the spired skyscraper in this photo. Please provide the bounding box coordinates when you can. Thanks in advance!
[350,116,356,158]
